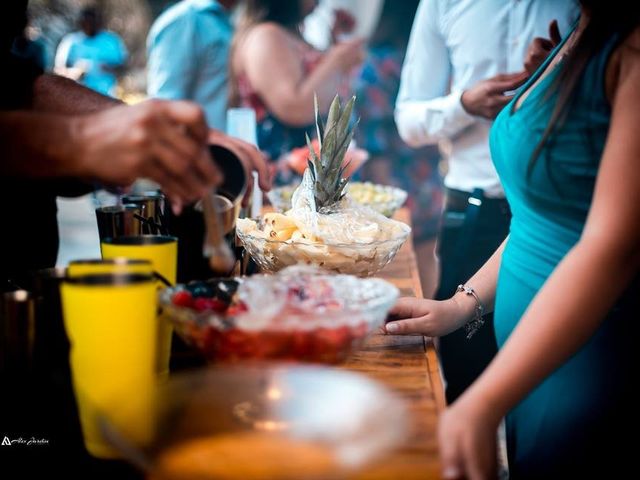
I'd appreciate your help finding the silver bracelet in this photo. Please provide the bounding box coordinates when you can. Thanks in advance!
[456,284,485,339]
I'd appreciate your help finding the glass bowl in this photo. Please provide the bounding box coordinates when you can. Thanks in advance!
[99,364,408,480]
[267,182,408,218]
[236,223,410,277]
[159,266,399,364]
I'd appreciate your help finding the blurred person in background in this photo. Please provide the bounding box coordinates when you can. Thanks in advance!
[12,7,47,71]
[303,0,384,49]
[394,0,578,404]
[54,6,128,97]
[147,0,240,131]
[229,0,365,185]
[354,0,443,298]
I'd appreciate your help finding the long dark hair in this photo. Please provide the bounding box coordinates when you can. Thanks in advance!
[529,1,640,176]
[238,0,308,33]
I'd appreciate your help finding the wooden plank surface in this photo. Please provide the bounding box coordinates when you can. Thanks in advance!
[340,208,444,479]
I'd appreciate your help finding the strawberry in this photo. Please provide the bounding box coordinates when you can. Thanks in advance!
[172,290,194,308]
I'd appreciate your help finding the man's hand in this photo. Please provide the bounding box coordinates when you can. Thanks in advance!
[524,20,562,75]
[461,71,529,119]
[72,99,221,212]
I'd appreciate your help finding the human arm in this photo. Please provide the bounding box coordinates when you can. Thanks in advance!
[395,0,530,145]
[31,73,121,113]
[394,0,474,147]
[438,31,640,480]
[239,23,364,126]
[385,238,508,336]
[0,100,220,210]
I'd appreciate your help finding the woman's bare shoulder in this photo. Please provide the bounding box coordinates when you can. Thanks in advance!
[243,22,293,49]
[605,25,640,102]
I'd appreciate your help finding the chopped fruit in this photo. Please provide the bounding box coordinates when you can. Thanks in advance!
[193,297,228,312]
[226,302,248,316]
[165,268,396,364]
[172,290,194,308]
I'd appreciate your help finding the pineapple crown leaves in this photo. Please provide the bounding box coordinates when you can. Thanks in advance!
[307,94,359,210]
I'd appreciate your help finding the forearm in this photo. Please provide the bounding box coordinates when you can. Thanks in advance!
[0,111,83,177]
[268,59,344,126]
[395,91,475,147]
[31,74,121,114]
[447,238,507,328]
[468,239,639,419]
[461,238,508,314]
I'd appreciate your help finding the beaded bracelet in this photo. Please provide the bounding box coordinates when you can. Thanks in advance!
[456,284,485,339]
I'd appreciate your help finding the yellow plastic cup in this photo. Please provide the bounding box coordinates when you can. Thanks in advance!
[100,236,177,377]
[60,273,158,458]
[68,258,154,278]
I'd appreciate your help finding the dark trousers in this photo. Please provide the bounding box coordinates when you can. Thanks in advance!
[435,188,511,404]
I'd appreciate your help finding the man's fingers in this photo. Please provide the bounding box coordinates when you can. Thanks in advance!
[549,19,562,46]
[192,148,223,189]
[145,158,191,207]
[491,71,529,93]
[158,100,209,143]
[154,117,205,163]
[531,36,553,52]
[153,119,221,192]
[151,141,206,201]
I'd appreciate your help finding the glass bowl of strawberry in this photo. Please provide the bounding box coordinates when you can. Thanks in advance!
[159,266,399,364]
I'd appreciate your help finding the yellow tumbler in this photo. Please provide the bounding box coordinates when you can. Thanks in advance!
[100,236,177,377]
[67,258,154,278]
[60,273,158,458]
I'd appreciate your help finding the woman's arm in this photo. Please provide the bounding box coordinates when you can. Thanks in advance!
[439,29,640,479]
[239,23,364,126]
[386,238,508,336]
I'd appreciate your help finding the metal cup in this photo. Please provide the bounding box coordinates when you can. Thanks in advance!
[122,191,168,235]
[209,145,248,224]
[95,204,144,242]
[168,145,248,281]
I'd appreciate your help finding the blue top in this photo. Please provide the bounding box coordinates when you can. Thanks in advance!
[489,26,636,475]
[55,30,127,96]
[491,27,612,300]
[147,0,233,131]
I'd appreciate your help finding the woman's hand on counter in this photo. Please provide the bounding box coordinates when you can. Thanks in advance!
[438,392,501,480]
[384,296,474,337]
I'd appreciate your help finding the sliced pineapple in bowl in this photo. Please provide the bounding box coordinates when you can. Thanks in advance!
[237,209,410,277]
[238,95,411,277]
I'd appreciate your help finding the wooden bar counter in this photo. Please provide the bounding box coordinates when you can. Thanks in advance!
[343,207,444,479]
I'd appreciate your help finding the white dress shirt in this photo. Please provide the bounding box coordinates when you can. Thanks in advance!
[395,0,578,197]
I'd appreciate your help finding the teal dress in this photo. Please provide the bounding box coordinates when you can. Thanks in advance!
[490,32,638,477]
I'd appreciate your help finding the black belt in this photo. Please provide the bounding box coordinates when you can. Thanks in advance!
[444,187,510,214]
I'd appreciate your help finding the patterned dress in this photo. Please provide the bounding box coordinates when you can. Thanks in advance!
[354,45,443,242]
